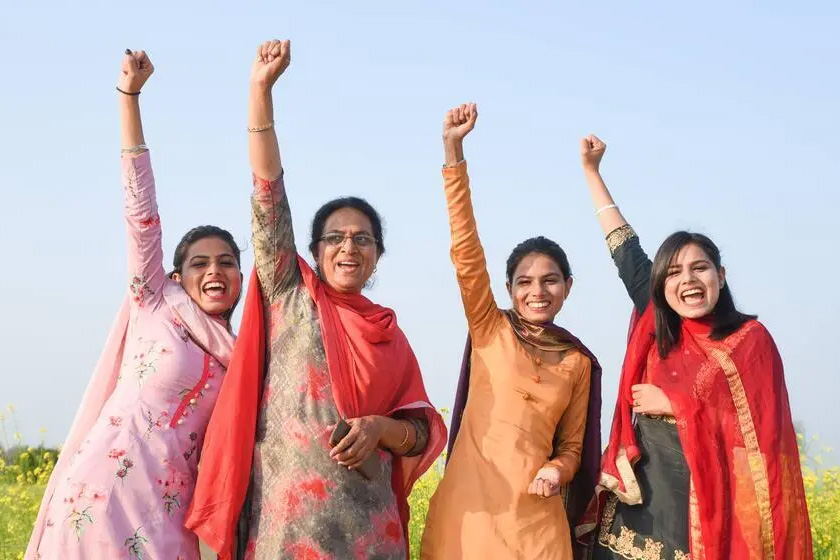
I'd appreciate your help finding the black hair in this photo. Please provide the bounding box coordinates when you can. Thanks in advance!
[308,196,386,257]
[651,231,756,357]
[506,236,572,284]
[170,225,242,324]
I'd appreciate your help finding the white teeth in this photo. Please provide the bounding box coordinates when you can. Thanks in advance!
[203,282,225,291]
[681,289,702,297]
[527,301,549,309]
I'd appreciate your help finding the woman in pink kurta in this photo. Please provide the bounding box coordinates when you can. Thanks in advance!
[27,50,242,560]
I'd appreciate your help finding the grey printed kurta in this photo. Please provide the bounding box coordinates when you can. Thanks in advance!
[242,173,410,560]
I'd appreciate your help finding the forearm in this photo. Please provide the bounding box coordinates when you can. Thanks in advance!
[119,95,146,151]
[584,168,627,236]
[249,85,282,181]
[444,137,465,167]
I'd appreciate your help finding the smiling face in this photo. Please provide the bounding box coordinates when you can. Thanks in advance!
[315,207,380,294]
[507,252,573,323]
[171,236,242,317]
[662,242,726,319]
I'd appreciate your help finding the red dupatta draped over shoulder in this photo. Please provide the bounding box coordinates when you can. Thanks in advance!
[578,305,812,559]
[186,259,446,559]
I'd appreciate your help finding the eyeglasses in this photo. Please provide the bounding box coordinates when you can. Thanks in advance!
[319,232,377,248]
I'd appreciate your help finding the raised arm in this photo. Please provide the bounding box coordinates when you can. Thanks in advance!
[119,50,164,310]
[248,39,300,300]
[581,135,652,312]
[442,103,502,346]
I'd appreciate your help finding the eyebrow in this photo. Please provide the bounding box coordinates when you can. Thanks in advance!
[668,259,711,268]
[189,253,237,261]
[325,229,373,236]
[515,272,561,281]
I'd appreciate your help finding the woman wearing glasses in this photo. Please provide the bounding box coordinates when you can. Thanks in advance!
[186,39,446,560]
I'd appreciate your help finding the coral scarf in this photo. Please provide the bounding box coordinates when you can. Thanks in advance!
[186,259,446,558]
[580,305,812,558]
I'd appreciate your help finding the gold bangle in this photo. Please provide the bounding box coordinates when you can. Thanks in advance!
[398,421,411,451]
[248,121,274,133]
[121,144,148,154]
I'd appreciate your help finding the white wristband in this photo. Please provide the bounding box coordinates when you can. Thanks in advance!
[595,204,617,216]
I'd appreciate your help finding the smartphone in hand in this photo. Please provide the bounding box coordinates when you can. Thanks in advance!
[329,419,380,480]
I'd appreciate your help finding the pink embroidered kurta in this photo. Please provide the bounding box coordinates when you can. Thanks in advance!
[29,151,235,560]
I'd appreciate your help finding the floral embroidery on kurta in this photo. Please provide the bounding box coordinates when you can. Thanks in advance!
[32,151,234,560]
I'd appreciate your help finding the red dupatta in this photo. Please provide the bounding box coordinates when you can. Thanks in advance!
[186,259,446,559]
[579,305,812,559]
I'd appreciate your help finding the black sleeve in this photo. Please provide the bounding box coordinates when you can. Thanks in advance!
[607,225,652,313]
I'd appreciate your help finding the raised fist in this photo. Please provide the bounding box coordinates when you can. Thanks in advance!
[443,103,478,143]
[119,50,154,94]
[251,39,291,89]
[580,134,606,172]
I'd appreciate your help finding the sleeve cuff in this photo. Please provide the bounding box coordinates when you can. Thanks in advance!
[606,224,637,256]
[442,159,467,177]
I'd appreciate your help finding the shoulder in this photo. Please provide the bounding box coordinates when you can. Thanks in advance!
[725,319,774,351]
[562,348,592,380]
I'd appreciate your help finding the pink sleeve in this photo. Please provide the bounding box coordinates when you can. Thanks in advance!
[122,151,165,310]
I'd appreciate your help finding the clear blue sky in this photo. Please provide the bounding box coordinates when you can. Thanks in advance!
[1,2,838,459]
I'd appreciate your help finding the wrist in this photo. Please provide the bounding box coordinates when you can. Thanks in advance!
[371,415,387,442]
[442,134,463,147]
[117,85,141,96]
[250,81,274,95]
[582,165,601,176]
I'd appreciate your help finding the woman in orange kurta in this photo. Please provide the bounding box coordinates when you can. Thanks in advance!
[421,105,600,559]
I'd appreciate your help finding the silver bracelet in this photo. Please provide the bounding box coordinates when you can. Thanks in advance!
[121,144,148,155]
[595,203,617,216]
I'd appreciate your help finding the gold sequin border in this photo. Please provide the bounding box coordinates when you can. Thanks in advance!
[597,494,692,560]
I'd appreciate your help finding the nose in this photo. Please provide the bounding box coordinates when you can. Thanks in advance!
[339,237,359,253]
[206,260,221,276]
[679,267,695,284]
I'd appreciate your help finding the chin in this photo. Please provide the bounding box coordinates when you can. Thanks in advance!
[677,307,712,319]
[200,303,232,317]
[521,310,555,323]
[331,281,364,294]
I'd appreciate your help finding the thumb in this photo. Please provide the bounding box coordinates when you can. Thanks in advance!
[580,137,591,152]
[122,50,136,70]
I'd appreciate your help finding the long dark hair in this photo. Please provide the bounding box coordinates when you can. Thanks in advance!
[170,225,242,323]
[505,236,572,284]
[651,231,755,357]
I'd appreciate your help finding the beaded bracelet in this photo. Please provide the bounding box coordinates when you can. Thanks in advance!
[121,144,148,155]
[248,121,275,133]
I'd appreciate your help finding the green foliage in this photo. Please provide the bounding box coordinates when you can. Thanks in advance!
[1,405,838,560]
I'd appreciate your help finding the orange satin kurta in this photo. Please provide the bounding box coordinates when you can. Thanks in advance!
[421,161,591,559]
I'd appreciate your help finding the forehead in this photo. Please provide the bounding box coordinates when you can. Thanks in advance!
[671,242,711,265]
[185,236,234,258]
[324,207,373,233]
[514,253,563,278]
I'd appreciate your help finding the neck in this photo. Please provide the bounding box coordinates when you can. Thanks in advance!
[681,313,713,336]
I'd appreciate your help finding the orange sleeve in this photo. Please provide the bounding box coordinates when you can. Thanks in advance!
[549,355,592,484]
[442,161,502,346]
